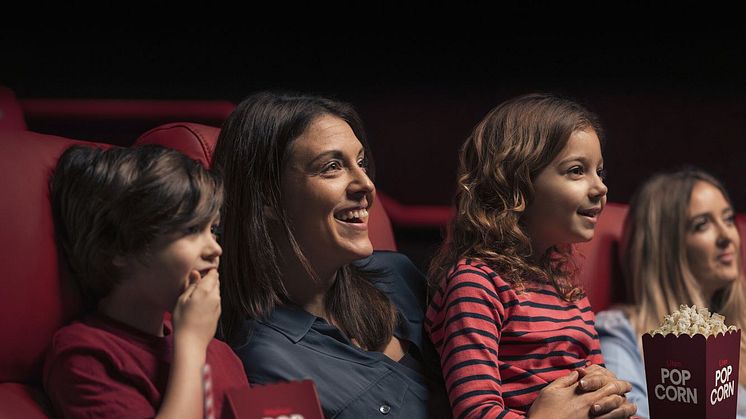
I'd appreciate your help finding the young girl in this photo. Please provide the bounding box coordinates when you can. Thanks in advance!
[425,93,636,419]
[596,167,746,419]
[44,145,248,418]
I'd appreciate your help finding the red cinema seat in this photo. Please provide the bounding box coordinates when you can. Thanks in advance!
[0,130,104,418]
[135,122,397,251]
[0,86,27,130]
[575,204,746,313]
[574,202,629,312]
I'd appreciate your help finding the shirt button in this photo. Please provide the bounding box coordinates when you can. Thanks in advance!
[379,404,391,415]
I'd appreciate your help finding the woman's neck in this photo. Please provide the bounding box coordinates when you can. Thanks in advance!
[280,254,338,320]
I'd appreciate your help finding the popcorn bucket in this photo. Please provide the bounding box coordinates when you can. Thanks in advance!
[642,329,741,418]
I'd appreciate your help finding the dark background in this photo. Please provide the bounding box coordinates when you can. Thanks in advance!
[3,24,744,269]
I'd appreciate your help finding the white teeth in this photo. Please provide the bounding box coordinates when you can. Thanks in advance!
[335,208,369,221]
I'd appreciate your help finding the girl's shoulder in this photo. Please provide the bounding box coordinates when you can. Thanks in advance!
[450,258,505,281]
[444,258,515,293]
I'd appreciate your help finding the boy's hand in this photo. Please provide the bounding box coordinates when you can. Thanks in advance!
[172,269,221,351]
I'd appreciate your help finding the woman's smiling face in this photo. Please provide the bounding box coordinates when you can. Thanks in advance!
[280,114,375,274]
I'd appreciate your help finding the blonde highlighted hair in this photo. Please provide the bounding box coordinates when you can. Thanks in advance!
[621,167,746,379]
[428,93,603,300]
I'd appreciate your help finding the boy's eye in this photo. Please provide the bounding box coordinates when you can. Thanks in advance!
[210,224,222,239]
[185,225,201,235]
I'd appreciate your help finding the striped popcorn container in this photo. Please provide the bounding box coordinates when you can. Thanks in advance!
[203,363,216,419]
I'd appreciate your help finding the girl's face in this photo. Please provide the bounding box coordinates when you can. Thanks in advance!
[522,129,608,254]
[685,181,741,298]
[280,114,375,276]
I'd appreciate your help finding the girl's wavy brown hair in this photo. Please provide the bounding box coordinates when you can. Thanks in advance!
[428,93,604,300]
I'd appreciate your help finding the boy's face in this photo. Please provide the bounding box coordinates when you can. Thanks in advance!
[130,217,222,311]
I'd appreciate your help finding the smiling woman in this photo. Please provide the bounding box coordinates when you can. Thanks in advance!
[596,167,746,419]
[212,91,450,418]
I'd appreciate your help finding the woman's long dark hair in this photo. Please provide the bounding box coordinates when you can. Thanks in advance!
[214,91,395,350]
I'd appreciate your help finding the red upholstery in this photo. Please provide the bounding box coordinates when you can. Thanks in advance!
[574,204,746,312]
[0,86,27,130]
[134,122,398,251]
[0,130,102,417]
[574,202,629,312]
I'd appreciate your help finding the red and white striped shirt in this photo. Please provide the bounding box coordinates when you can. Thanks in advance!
[425,259,604,419]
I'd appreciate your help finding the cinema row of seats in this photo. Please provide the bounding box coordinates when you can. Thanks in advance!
[2,85,746,417]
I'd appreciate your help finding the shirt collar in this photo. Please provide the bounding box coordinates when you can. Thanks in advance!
[259,304,317,344]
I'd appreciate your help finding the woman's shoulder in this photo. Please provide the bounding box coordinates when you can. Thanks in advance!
[354,251,426,304]
[595,308,635,338]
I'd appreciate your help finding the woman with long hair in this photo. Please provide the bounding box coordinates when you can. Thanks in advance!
[596,167,746,419]
[213,91,448,418]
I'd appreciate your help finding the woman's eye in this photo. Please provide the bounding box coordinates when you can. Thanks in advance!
[693,219,709,232]
[322,161,343,173]
[358,158,369,172]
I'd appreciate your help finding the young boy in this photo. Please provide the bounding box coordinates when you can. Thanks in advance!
[44,145,248,418]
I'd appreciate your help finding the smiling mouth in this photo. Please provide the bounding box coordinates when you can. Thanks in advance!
[334,208,369,224]
[578,208,602,218]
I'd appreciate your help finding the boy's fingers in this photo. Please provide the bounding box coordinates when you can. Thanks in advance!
[189,270,201,285]
[198,268,219,290]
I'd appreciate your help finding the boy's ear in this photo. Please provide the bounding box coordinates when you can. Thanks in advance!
[263,205,280,221]
[112,255,128,268]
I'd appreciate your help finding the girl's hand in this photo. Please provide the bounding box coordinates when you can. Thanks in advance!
[577,364,636,417]
[528,370,637,419]
[171,269,221,351]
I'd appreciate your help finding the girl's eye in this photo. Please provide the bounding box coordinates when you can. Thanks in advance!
[725,214,736,226]
[597,168,607,181]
